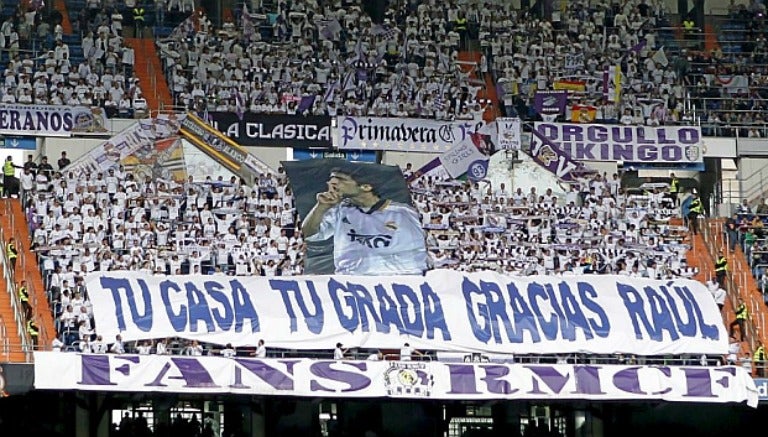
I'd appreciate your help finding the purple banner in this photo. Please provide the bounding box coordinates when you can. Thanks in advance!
[528,130,586,182]
[534,91,568,116]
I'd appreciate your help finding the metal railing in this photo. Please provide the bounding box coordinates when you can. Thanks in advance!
[704,219,764,351]
[0,314,7,361]
[718,166,768,210]
[0,205,32,361]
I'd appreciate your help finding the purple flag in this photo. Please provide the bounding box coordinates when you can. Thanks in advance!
[533,91,567,116]
[629,39,647,54]
[527,129,584,182]
[297,95,316,113]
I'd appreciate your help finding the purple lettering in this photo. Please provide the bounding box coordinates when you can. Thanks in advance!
[233,358,299,391]
[612,144,634,161]
[525,365,570,394]
[586,125,608,142]
[78,354,119,386]
[562,125,583,142]
[612,367,645,394]
[635,127,654,144]
[573,366,605,395]
[575,142,596,160]
[145,357,220,388]
[610,126,633,143]
[656,129,675,144]
[446,364,481,394]
[661,145,681,161]
[679,128,699,144]
[637,145,657,161]
[309,361,371,393]
[537,123,558,141]
[479,365,518,394]
[681,367,718,398]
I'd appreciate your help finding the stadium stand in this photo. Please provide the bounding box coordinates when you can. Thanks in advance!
[1,1,768,436]
[16,156,712,361]
[0,0,753,364]
[156,1,492,119]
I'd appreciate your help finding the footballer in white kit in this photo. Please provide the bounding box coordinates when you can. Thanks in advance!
[302,167,428,276]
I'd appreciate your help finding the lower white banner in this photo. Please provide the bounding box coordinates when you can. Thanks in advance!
[33,353,758,407]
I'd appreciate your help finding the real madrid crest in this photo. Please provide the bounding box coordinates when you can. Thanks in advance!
[383,362,434,397]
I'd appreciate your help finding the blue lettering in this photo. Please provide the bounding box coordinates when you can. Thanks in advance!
[375,284,404,335]
[644,286,677,341]
[529,283,560,341]
[463,278,492,343]
[393,283,424,338]
[577,282,610,337]
[204,281,234,330]
[347,282,380,333]
[329,279,358,333]
[421,283,452,340]
[160,280,187,332]
[99,277,153,332]
[230,280,260,332]
[675,285,719,339]
[185,282,215,333]
[480,280,516,344]
[506,283,540,343]
[269,279,324,334]
[617,283,656,340]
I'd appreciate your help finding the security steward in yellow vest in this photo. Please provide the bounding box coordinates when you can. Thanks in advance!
[26,318,39,347]
[18,280,30,318]
[133,6,146,37]
[687,193,703,235]
[454,13,468,48]
[715,249,728,287]
[683,18,695,34]
[730,297,748,342]
[669,173,680,205]
[6,237,17,271]
[754,342,767,377]
[3,156,18,198]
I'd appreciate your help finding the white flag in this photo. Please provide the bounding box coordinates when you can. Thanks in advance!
[651,46,668,67]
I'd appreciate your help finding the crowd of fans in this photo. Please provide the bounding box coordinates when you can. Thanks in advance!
[16,146,712,359]
[157,0,488,120]
[0,0,146,116]
[2,0,767,132]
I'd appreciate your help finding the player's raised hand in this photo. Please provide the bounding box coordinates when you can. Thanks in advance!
[316,190,341,205]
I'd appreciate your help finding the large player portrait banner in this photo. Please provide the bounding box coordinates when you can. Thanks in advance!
[33,353,758,407]
[0,104,108,135]
[85,270,728,356]
[337,117,488,152]
[282,158,424,276]
[533,123,703,164]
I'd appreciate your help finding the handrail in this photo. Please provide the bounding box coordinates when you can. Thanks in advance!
[705,219,765,352]
[0,216,30,359]
[0,314,7,362]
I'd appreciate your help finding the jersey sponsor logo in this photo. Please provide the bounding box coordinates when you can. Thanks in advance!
[348,229,393,248]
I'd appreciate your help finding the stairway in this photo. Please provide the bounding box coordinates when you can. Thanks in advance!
[0,274,26,363]
[457,51,499,122]
[702,219,768,356]
[126,38,174,112]
[0,200,54,355]
[53,0,74,35]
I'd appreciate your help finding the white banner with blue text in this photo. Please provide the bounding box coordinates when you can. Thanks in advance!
[0,104,108,136]
[532,123,704,164]
[33,353,758,407]
[85,271,728,356]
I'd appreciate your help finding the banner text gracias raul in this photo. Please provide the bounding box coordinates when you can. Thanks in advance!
[87,271,727,355]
